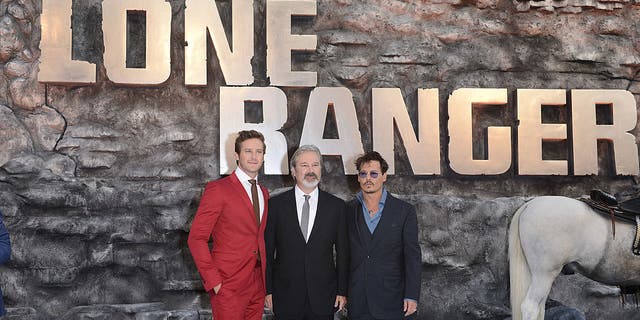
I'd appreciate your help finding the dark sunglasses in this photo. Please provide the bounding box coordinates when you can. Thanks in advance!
[358,171,380,179]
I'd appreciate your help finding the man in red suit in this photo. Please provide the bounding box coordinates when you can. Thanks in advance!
[188,130,269,320]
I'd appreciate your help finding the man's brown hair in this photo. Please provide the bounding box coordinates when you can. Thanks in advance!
[354,151,389,174]
[234,130,266,153]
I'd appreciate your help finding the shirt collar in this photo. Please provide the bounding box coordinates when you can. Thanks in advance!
[235,167,257,184]
[356,187,388,207]
[294,184,319,199]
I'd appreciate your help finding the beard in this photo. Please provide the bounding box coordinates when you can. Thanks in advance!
[299,172,320,189]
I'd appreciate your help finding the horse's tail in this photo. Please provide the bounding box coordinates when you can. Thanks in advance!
[509,201,531,320]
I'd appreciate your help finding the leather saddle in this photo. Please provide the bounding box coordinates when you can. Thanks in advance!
[581,190,640,302]
[580,189,640,255]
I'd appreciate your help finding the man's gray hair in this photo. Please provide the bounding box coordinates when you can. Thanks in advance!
[290,144,323,171]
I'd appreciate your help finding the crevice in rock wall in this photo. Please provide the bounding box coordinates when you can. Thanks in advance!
[45,85,68,154]
[626,68,640,91]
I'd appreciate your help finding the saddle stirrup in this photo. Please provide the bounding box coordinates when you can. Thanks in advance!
[610,208,616,239]
[633,216,640,256]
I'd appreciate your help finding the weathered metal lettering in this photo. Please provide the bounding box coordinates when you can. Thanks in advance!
[517,89,568,175]
[219,87,288,174]
[39,0,96,83]
[37,2,640,176]
[299,87,364,174]
[372,88,440,175]
[572,90,638,175]
[103,0,172,84]
[266,0,317,87]
[185,0,254,85]
[448,88,511,175]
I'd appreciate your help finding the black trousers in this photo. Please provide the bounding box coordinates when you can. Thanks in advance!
[275,292,333,320]
[348,311,417,320]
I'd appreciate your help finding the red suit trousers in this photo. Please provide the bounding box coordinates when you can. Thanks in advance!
[210,265,264,320]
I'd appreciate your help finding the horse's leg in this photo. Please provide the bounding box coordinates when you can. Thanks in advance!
[516,197,593,320]
[521,268,561,320]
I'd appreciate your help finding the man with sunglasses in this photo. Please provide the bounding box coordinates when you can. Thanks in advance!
[0,209,10,318]
[264,145,348,320]
[346,151,421,320]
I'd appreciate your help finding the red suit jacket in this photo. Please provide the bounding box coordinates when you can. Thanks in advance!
[188,172,269,293]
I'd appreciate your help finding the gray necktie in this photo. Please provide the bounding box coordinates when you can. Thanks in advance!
[301,194,310,241]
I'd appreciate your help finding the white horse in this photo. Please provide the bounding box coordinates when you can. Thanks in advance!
[509,196,640,320]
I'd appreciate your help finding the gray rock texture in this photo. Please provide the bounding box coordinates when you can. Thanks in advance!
[0,0,639,319]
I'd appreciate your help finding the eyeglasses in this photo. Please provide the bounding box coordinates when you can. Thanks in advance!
[358,171,380,179]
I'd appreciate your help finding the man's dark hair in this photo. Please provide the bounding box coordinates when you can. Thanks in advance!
[234,130,266,153]
[355,151,389,174]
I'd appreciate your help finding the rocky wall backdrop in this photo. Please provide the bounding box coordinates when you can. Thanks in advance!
[0,0,640,319]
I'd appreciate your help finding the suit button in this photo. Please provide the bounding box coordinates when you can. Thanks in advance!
[367,255,370,259]
[252,250,258,254]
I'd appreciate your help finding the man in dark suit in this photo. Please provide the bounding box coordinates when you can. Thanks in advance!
[347,151,421,320]
[265,144,348,320]
[0,210,10,317]
[188,130,269,320]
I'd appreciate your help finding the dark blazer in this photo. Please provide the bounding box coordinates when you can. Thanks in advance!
[265,188,349,317]
[346,193,421,319]
[0,211,11,317]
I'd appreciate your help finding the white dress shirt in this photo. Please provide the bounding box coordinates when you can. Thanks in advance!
[294,185,318,242]
[235,167,265,222]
